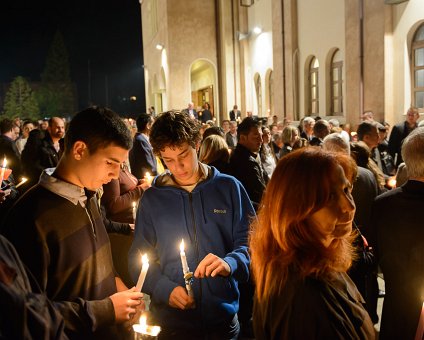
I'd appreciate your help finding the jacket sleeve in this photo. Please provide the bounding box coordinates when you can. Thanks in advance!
[101,177,142,216]
[128,195,178,305]
[387,125,402,160]
[223,179,255,283]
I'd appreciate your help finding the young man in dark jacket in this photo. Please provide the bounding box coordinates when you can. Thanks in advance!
[129,110,255,339]
[1,107,143,339]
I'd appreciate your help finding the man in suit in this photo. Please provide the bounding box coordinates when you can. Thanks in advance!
[182,102,198,120]
[229,105,241,122]
[226,121,238,149]
[388,107,419,167]
[371,127,424,340]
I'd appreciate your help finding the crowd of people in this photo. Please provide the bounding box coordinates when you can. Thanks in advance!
[0,105,422,340]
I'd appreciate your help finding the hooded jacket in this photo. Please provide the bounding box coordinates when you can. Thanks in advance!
[129,164,255,331]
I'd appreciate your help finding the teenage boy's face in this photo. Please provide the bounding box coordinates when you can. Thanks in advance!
[160,142,199,186]
[75,143,128,190]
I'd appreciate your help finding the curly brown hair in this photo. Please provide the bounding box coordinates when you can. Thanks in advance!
[150,110,202,154]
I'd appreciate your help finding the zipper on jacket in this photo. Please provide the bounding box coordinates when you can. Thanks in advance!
[188,193,203,326]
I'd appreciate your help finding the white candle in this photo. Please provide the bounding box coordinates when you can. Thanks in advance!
[132,201,137,222]
[15,177,27,189]
[135,254,149,292]
[0,158,7,184]
[179,239,190,275]
[145,172,153,185]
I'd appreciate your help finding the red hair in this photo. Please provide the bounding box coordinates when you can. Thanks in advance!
[250,147,357,302]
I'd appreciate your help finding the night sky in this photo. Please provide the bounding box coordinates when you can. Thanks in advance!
[0,0,145,116]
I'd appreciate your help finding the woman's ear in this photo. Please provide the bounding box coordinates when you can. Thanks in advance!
[72,141,88,161]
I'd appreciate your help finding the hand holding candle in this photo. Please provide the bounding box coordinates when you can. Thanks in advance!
[179,239,195,299]
[135,254,149,292]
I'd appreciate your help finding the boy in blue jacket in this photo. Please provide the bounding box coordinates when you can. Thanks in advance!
[129,110,255,339]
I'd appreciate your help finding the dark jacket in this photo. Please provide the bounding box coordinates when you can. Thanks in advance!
[1,171,119,339]
[228,143,267,208]
[0,135,22,180]
[388,121,417,166]
[253,272,375,340]
[371,180,424,340]
[128,165,254,332]
[0,234,67,339]
[129,132,157,179]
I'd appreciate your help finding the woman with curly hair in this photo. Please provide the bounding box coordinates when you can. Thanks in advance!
[250,148,375,339]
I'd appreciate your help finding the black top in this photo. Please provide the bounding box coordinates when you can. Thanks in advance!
[253,271,375,340]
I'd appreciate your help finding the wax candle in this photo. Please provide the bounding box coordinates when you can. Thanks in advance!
[0,158,7,184]
[387,177,397,189]
[15,177,27,189]
[179,239,190,274]
[132,201,137,221]
[135,254,149,292]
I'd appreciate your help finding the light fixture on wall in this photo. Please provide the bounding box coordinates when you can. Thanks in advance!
[237,26,262,41]
[240,0,254,7]
[156,44,164,50]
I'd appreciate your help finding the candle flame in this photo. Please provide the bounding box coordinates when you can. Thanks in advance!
[1,158,7,168]
[180,239,185,252]
[141,253,148,265]
[387,177,397,188]
[132,201,136,208]
[139,315,147,332]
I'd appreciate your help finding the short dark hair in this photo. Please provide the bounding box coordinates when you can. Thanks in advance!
[357,121,377,141]
[203,126,225,139]
[136,113,153,131]
[237,117,261,139]
[64,106,132,154]
[150,110,202,154]
[0,119,17,134]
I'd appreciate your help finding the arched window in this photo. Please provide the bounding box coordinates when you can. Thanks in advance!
[330,50,343,115]
[309,57,319,115]
[412,24,424,108]
[254,73,262,116]
[265,69,274,115]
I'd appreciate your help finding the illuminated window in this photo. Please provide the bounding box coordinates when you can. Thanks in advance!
[330,50,343,115]
[309,57,319,115]
[254,73,262,116]
[412,24,424,109]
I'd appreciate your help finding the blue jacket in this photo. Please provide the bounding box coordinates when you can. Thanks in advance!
[128,165,254,331]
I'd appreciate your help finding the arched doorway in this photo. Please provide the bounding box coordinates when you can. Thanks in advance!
[190,59,217,121]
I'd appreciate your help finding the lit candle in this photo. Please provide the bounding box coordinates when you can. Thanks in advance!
[387,177,397,189]
[135,254,149,292]
[132,201,137,221]
[179,239,190,275]
[416,301,424,340]
[0,158,7,184]
[15,177,28,189]
[133,314,161,338]
[144,172,153,185]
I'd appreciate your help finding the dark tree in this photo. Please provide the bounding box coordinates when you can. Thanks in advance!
[2,76,40,119]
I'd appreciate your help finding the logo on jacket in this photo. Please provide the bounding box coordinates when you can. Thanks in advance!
[214,209,227,214]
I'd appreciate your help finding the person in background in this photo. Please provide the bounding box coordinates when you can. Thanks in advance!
[129,113,157,179]
[182,102,198,120]
[199,134,230,174]
[388,106,420,167]
[251,148,375,340]
[221,119,231,135]
[0,118,22,181]
[129,110,254,339]
[372,127,424,340]
[200,102,213,124]
[300,116,315,142]
[226,120,238,149]
[229,104,241,122]
[279,125,299,158]
[309,119,331,147]
[15,120,35,154]
[259,127,277,178]
[1,107,143,339]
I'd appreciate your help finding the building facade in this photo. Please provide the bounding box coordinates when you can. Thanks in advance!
[140,0,424,126]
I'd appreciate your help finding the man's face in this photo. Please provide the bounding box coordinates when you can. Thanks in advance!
[49,118,65,139]
[160,142,199,186]
[239,127,263,153]
[222,121,230,132]
[230,123,237,134]
[22,123,34,138]
[76,143,128,190]
[363,127,379,148]
[406,109,419,125]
